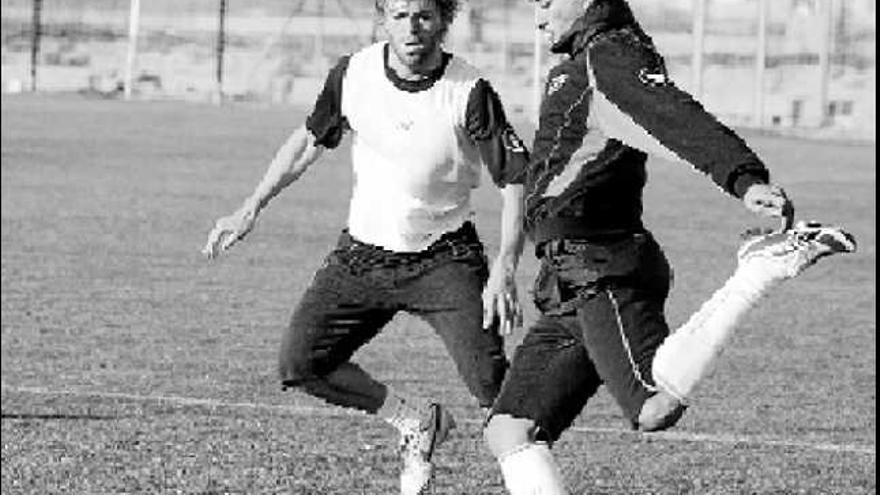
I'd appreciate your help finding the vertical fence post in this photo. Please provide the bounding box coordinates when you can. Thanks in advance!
[30,0,43,92]
[215,0,228,104]
[315,0,325,74]
[124,0,141,100]
[501,0,511,75]
[691,0,706,100]
[753,0,767,127]
[817,0,833,126]
[532,5,543,126]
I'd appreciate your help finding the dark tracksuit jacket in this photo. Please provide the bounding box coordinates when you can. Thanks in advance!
[524,0,771,245]
[486,1,776,433]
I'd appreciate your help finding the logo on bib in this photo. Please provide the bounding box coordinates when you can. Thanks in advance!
[503,127,526,154]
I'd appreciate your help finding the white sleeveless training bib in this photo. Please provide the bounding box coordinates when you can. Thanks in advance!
[341,43,484,252]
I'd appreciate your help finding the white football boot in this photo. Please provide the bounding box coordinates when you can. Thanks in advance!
[737,220,856,281]
[399,403,456,495]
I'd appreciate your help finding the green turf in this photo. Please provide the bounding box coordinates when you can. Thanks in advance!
[1,94,875,494]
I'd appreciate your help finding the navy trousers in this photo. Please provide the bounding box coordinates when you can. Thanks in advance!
[279,222,508,412]
[491,232,672,441]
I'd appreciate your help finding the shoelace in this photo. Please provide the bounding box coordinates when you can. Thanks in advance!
[399,431,420,454]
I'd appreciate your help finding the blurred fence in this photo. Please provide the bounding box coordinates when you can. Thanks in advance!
[1,0,875,139]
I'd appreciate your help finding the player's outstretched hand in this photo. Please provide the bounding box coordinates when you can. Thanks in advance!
[482,258,523,336]
[202,204,258,259]
[743,183,794,230]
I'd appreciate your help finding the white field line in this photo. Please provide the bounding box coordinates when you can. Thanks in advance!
[2,385,874,456]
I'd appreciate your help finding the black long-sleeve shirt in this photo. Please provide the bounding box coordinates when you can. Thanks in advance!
[521,0,769,243]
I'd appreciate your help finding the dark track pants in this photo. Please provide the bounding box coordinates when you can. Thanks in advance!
[490,232,672,441]
[279,223,508,412]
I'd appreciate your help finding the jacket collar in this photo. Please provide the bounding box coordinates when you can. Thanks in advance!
[550,0,639,55]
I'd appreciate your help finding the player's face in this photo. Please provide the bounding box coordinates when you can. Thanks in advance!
[532,0,587,45]
[383,0,446,73]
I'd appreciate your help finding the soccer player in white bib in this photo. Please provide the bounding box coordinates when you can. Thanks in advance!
[202,1,528,493]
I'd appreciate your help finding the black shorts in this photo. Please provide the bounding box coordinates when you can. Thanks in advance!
[490,232,672,441]
[279,222,508,410]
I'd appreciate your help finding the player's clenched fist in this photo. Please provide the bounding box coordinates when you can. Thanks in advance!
[743,183,795,229]
[202,203,258,259]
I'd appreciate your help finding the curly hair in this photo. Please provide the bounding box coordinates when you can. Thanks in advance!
[374,0,461,28]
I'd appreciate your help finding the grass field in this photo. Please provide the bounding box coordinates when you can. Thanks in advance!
[1,94,875,494]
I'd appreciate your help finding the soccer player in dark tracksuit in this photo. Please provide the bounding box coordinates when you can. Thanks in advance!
[202,1,529,494]
[481,0,854,493]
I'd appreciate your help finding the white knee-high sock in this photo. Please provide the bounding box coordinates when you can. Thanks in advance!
[652,258,782,401]
[499,444,567,495]
[377,392,424,433]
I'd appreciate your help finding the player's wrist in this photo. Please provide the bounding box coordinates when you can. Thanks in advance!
[733,174,769,199]
[492,253,518,273]
[242,195,262,215]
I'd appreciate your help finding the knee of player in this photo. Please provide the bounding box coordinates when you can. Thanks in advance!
[637,391,688,432]
[483,414,538,458]
[278,354,321,389]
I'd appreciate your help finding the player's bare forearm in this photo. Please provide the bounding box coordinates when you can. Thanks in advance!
[496,184,525,270]
[483,184,525,334]
[245,125,324,213]
[202,126,323,259]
